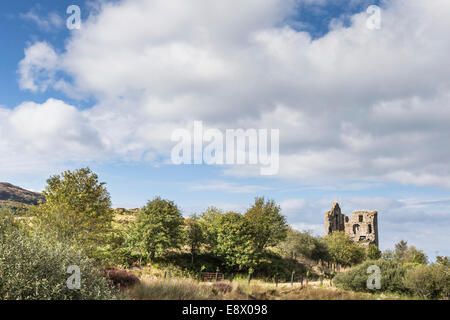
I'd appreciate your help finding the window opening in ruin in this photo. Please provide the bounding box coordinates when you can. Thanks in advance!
[353,224,360,234]
[359,215,363,222]
[368,224,372,234]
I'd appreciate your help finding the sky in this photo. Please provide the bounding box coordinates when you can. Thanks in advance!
[0,0,449,258]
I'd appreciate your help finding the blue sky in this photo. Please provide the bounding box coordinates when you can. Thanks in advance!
[0,0,449,258]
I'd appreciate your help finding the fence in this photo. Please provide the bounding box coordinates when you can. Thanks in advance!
[200,272,224,282]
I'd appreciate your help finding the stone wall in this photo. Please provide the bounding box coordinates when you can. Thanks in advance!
[324,202,378,247]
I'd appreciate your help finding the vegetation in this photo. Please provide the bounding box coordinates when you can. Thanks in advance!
[1,167,447,300]
[322,231,366,268]
[127,197,184,262]
[0,208,117,300]
[30,168,113,261]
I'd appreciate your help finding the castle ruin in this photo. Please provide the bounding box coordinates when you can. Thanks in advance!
[324,202,378,247]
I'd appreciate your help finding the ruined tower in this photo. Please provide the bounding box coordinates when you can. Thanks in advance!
[324,202,378,247]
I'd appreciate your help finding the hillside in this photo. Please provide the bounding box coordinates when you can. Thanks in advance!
[0,182,44,206]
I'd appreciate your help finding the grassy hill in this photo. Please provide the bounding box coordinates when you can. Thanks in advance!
[0,182,44,211]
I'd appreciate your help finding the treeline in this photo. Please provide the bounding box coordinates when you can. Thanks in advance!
[1,167,448,299]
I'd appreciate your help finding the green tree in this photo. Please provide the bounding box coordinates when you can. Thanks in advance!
[323,232,365,268]
[381,249,395,261]
[406,246,428,265]
[245,197,288,254]
[367,244,382,260]
[129,197,184,261]
[185,214,204,264]
[199,207,223,251]
[436,256,450,267]
[32,168,113,257]
[279,228,328,263]
[394,240,409,261]
[213,212,255,271]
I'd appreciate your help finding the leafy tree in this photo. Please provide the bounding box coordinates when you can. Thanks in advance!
[185,214,204,264]
[32,168,113,257]
[367,244,382,260]
[436,256,450,267]
[406,246,428,265]
[381,249,395,261]
[323,232,365,267]
[392,240,428,264]
[213,212,255,271]
[129,197,184,261]
[279,228,328,263]
[394,240,409,261]
[199,207,223,251]
[245,197,288,253]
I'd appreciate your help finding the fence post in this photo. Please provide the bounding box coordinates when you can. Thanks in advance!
[164,271,167,281]
[291,271,295,287]
[275,275,278,287]
[230,273,234,283]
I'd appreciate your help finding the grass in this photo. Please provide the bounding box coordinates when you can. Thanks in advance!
[123,274,412,300]
[125,277,219,300]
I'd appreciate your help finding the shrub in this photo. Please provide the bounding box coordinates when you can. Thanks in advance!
[103,268,140,290]
[212,282,232,294]
[0,210,117,300]
[333,259,412,294]
[403,264,450,299]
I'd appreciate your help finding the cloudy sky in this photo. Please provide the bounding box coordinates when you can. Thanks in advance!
[1,0,449,258]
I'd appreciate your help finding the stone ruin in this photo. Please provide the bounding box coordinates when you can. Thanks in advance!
[324,202,378,247]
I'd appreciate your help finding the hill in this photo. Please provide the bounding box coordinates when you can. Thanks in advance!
[0,182,44,206]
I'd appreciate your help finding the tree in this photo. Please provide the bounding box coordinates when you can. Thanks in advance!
[213,212,255,271]
[394,240,409,261]
[406,246,428,265]
[33,168,113,257]
[323,232,365,268]
[185,214,204,264]
[367,244,382,260]
[129,197,184,261]
[381,249,395,261]
[245,197,288,254]
[393,240,428,264]
[199,207,223,251]
[436,256,450,267]
[279,228,328,263]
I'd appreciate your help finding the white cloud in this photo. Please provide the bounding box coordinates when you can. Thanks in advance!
[189,181,273,194]
[10,0,450,189]
[20,10,63,31]
[18,42,59,92]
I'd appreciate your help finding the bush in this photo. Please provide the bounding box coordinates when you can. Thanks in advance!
[0,210,118,300]
[212,282,233,294]
[334,259,412,294]
[103,268,140,290]
[403,264,450,299]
